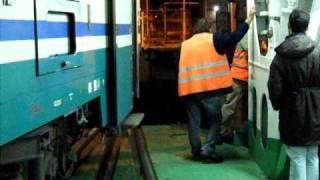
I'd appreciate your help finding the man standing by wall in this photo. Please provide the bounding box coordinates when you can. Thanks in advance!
[268,9,320,180]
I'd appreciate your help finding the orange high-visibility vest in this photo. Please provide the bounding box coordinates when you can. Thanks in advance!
[231,50,248,81]
[178,33,233,97]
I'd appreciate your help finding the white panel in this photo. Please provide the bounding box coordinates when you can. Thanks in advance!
[36,0,81,21]
[116,0,132,24]
[87,0,107,23]
[0,36,108,64]
[38,39,70,58]
[247,0,255,12]
[253,64,280,139]
[0,0,34,20]
[73,0,107,24]
[0,40,35,64]
[115,0,132,47]
[269,0,281,17]
[77,36,108,52]
[116,34,132,48]
[137,0,141,44]
[307,0,320,40]
[35,0,106,24]
[0,0,107,23]
[248,0,280,139]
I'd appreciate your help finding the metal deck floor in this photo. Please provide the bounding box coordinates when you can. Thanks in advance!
[142,125,267,180]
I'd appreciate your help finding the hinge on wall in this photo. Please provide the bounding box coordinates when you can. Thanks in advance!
[2,0,13,6]
[115,25,119,35]
[129,26,132,33]
[115,25,132,35]
[87,4,92,30]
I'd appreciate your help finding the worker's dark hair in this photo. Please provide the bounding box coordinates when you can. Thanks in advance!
[192,18,211,35]
[289,9,309,33]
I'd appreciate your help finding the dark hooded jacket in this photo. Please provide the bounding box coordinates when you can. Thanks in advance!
[268,33,320,146]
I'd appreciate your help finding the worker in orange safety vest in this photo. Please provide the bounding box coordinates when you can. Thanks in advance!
[178,8,255,163]
[221,37,249,143]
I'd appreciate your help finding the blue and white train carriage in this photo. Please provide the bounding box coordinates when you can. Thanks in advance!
[247,0,320,179]
[0,0,137,179]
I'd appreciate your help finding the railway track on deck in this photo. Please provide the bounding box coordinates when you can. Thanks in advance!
[70,114,154,180]
[69,128,155,180]
[70,129,121,180]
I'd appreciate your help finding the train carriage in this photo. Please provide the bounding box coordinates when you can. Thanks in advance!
[0,0,136,179]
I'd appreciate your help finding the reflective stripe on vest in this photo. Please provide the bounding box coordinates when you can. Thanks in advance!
[231,50,248,81]
[178,33,233,96]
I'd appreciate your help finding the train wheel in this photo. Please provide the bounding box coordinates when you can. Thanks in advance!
[57,144,77,179]
[28,156,55,180]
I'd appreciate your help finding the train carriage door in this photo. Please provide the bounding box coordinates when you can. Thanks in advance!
[133,0,141,98]
[112,0,134,123]
[34,0,81,75]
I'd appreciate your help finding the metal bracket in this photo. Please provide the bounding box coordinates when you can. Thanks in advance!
[87,4,92,30]
[259,27,273,39]
[115,25,119,35]
[267,27,273,38]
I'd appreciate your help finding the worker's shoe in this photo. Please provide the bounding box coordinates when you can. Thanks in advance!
[215,137,223,145]
[220,131,234,144]
[200,151,224,163]
[191,153,202,160]
[191,148,202,160]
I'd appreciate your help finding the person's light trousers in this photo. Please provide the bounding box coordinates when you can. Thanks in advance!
[286,145,319,180]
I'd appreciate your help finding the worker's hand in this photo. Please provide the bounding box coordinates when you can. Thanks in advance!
[245,7,256,24]
[248,7,256,18]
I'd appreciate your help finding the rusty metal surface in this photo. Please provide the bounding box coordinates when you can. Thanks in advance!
[140,0,200,49]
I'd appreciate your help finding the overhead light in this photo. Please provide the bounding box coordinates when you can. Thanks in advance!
[213,5,220,12]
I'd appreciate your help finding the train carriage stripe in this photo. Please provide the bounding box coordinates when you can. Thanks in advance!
[0,36,108,64]
[0,19,132,41]
[116,24,131,35]
[0,20,35,40]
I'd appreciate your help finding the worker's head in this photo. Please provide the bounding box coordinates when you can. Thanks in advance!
[192,18,212,35]
[289,9,309,33]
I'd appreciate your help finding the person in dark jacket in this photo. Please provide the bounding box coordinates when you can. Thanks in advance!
[268,9,320,180]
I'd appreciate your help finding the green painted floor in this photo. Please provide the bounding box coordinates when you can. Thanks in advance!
[143,125,267,180]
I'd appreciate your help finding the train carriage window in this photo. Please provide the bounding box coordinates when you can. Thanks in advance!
[37,12,76,58]
[36,11,79,75]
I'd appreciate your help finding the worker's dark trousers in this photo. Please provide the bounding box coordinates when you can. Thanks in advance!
[185,96,222,156]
